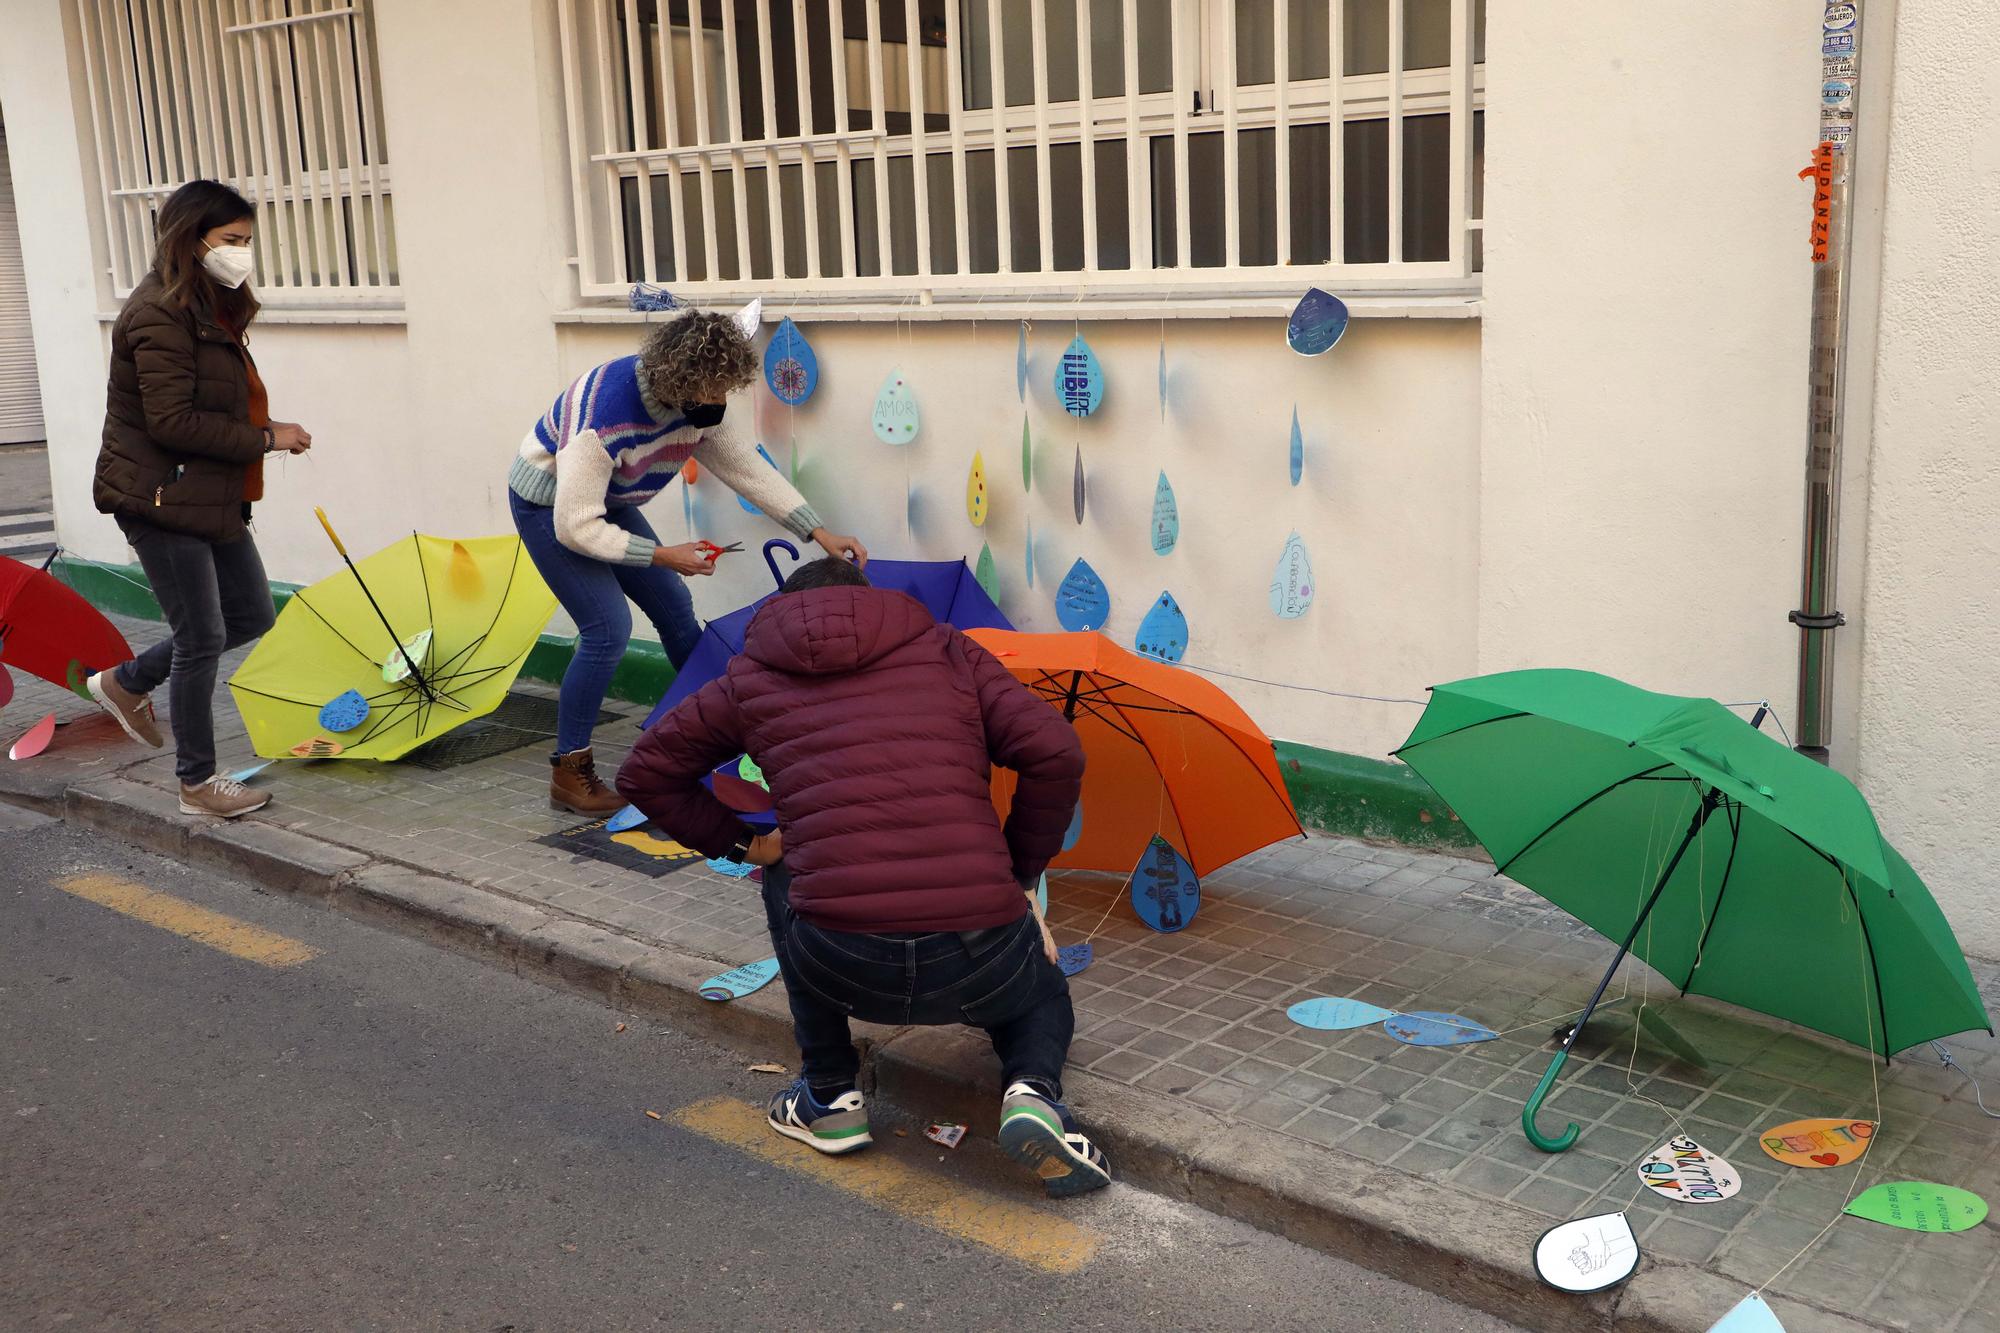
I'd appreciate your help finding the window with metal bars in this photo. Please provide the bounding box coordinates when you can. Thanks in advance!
[559,0,1483,304]
[72,0,398,304]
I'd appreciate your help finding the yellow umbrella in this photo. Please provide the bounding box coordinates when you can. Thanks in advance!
[228,513,556,761]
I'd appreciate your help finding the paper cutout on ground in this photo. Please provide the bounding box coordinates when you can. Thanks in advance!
[1033,872,1048,916]
[1637,1136,1742,1204]
[706,857,757,879]
[1024,519,1035,589]
[0,662,12,708]
[318,688,371,733]
[1055,559,1110,632]
[1134,591,1189,663]
[1758,1118,1874,1169]
[975,542,999,602]
[1533,1211,1639,1294]
[65,658,92,700]
[448,541,484,599]
[1062,803,1082,852]
[9,712,56,761]
[699,957,781,1001]
[1383,1011,1497,1046]
[738,754,767,788]
[714,770,774,813]
[288,736,344,758]
[1021,415,1033,491]
[1016,321,1029,402]
[926,1122,967,1149]
[1707,1292,1785,1332]
[1072,445,1086,523]
[226,761,273,784]
[1639,1006,1709,1067]
[1844,1182,1988,1233]
[1270,531,1315,619]
[1058,942,1093,976]
[1288,997,1398,1031]
[1288,287,1351,356]
[872,370,920,444]
[1289,406,1304,486]
[1130,836,1200,933]
[764,316,818,405]
[1054,333,1104,417]
[1151,471,1178,555]
[606,804,649,833]
[382,628,433,684]
[967,452,988,527]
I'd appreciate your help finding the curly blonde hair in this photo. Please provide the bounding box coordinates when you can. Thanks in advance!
[638,312,757,406]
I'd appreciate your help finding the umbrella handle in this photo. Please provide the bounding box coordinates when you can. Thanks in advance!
[762,539,800,592]
[1523,1049,1580,1153]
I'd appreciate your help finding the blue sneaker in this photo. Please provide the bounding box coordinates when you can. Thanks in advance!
[998,1081,1111,1197]
[767,1079,873,1155]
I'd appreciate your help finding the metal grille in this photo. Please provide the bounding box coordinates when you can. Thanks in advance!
[72,0,399,303]
[400,692,612,772]
[557,0,1484,304]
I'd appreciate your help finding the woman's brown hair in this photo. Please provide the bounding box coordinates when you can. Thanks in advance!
[153,180,260,331]
[638,311,757,407]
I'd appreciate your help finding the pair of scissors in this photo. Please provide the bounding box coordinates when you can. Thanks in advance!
[695,541,743,562]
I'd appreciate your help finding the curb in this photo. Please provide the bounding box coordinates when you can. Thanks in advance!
[9,776,1877,1333]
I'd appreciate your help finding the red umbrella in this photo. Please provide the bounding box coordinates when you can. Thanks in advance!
[0,556,134,693]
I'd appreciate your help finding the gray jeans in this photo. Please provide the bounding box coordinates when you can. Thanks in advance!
[113,517,276,784]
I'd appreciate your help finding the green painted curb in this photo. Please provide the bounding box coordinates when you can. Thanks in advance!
[50,555,1468,851]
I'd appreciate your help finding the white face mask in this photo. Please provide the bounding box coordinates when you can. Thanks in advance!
[201,242,255,289]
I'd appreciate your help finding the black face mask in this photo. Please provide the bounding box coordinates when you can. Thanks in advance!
[680,401,727,428]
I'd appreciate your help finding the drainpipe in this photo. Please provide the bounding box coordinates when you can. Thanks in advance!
[1790,0,1866,764]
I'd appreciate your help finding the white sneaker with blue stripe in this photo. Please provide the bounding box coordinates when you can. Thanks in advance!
[767,1079,873,1155]
[998,1081,1111,1197]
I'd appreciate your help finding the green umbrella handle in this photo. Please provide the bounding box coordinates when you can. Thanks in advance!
[1523,1049,1580,1153]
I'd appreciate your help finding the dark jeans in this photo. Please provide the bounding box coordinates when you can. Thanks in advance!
[113,517,276,784]
[761,866,1074,1098]
[509,489,701,754]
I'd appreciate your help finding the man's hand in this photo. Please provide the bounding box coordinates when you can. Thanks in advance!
[269,422,311,453]
[1023,887,1059,965]
[745,829,784,867]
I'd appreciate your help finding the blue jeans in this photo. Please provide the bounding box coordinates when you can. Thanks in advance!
[510,489,701,754]
[761,865,1075,1096]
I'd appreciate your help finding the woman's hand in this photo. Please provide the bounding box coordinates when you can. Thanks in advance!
[811,528,869,569]
[269,422,311,454]
[1023,887,1060,965]
[652,542,720,576]
[745,829,784,867]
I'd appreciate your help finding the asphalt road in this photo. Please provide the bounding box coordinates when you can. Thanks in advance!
[0,814,1522,1332]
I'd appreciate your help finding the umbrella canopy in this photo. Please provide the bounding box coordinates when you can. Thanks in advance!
[0,556,133,691]
[970,629,1302,878]
[644,554,1011,727]
[229,534,556,761]
[1396,668,1990,1150]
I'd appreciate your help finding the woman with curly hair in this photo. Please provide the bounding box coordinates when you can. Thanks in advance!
[510,306,867,814]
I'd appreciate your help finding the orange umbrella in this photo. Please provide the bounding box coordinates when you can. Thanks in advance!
[971,629,1302,876]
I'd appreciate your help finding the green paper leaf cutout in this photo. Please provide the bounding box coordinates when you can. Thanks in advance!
[1845,1182,1988,1232]
[974,542,999,602]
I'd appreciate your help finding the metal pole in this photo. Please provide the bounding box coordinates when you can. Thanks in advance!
[1791,0,1865,763]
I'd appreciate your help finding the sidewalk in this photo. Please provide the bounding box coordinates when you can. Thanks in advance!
[4,612,1997,1333]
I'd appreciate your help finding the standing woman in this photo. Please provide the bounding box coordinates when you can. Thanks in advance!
[510,306,867,814]
[88,180,311,818]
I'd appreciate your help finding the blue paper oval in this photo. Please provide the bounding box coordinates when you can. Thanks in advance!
[318,689,370,733]
[606,804,649,833]
[1055,558,1110,632]
[1134,591,1189,663]
[1151,471,1178,555]
[1054,333,1105,417]
[1130,836,1200,933]
[1382,1011,1498,1046]
[1289,406,1304,486]
[1288,287,1351,356]
[1058,942,1093,977]
[1288,997,1398,1031]
[764,316,819,405]
[699,957,781,1001]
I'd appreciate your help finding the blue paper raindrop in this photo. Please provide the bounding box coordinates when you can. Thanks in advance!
[1270,531,1315,619]
[1289,406,1304,486]
[1016,321,1029,402]
[318,689,370,733]
[1055,558,1110,632]
[738,443,782,513]
[1058,942,1093,977]
[607,804,648,833]
[1062,802,1082,853]
[1134,591,1189,663]
[1157,335,1168,420]
[1151,471,1178,555]
[1073,445,1086,524]
[1130,836,1200,933]
[1053,334,1104,417]
[1382,1011,1498,1046]
[1288,997,1399,1031]
[1025,518,1036,588]
[1287,287,1351,356]
[763,317,818,405]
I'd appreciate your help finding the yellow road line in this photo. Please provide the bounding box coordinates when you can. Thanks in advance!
[55,873,319,968]
[672,1096,1099,1274]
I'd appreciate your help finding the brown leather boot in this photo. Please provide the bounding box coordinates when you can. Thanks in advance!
[550,747,625,816]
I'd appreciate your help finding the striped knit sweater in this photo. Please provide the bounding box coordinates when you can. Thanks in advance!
[510,355,822,566]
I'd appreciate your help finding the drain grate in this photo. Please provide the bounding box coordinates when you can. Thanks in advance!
[400,692,613,771]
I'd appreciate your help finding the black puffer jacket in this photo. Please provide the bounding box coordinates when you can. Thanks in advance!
[93,272,264,542]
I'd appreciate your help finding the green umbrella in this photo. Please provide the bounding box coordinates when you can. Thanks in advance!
[1394,669,1989,1153]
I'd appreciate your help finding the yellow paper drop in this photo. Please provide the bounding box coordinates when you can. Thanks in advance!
[967,452,988,528]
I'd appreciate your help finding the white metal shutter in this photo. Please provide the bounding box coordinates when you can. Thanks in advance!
[0,124,48,446]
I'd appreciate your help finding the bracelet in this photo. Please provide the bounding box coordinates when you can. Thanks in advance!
[262,427,275,453]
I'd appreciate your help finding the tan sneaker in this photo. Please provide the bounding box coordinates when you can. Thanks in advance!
[550,747,625,816]
[87,670,163,748]
[179,774,270,818]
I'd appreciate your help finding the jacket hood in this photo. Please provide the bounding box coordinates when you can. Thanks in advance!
[742,585,938,676]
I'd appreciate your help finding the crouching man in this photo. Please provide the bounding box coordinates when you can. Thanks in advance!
[616,558,1108,1197]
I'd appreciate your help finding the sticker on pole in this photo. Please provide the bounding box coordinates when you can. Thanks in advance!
[1844,1182,1988,1233]
[1637,1136,1741,1204]
[1533,1211,1639,1294]
[699,957,781,1002]
[1757,1117,1873,1168]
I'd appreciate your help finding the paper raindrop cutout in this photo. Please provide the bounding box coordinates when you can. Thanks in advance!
[1157,335,1168,420]
[1055,559,1110,633]
[1134,591,1189,664]
[318,689,370,733]
[1637,1136,1742,1205]
[1707,1293,1785,1333]
[1844,1181,1988,1233]
[1025,518,1036,588]
[1021,415,1033,490]
[65,658,93,700]
[383,628,433,684]
[1073,445,1086,524]
[1054,334,1104,417]
[1289,406,1304,486]
[706,858,756,879]
[700,957,781,1002]
[1382,1012,1497,1046]
[1287,287,1351,356]
[731,298,763,341]
[974,542,999,602]
[289,736,344,758]
[1533,1211,1639,1294]
[1033,872,1047,917]
[1130,836,1199,933]
[872,371,920,444]
[1270,532,1315,619]
[0,663,12,709]
[738,753,767,788]
[764,316,818,405]
[1058,942,1093,977]
[1288,997,1397,1031]
[1062,802,1082,852]
[1757,1117,1873,1169]
[967,452,988,527]
[606,804,649,833]
[9,712,56,761]
[447,541,484,599]
[1151,471,1178,555]
[226,761,273,784]
[738,443,784,513]
[1016,322,1029,402]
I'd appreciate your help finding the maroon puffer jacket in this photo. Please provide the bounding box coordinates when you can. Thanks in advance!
[617,586,1084,933]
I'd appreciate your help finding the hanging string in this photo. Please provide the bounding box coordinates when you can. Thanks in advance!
[1928,1042,2000,1119]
